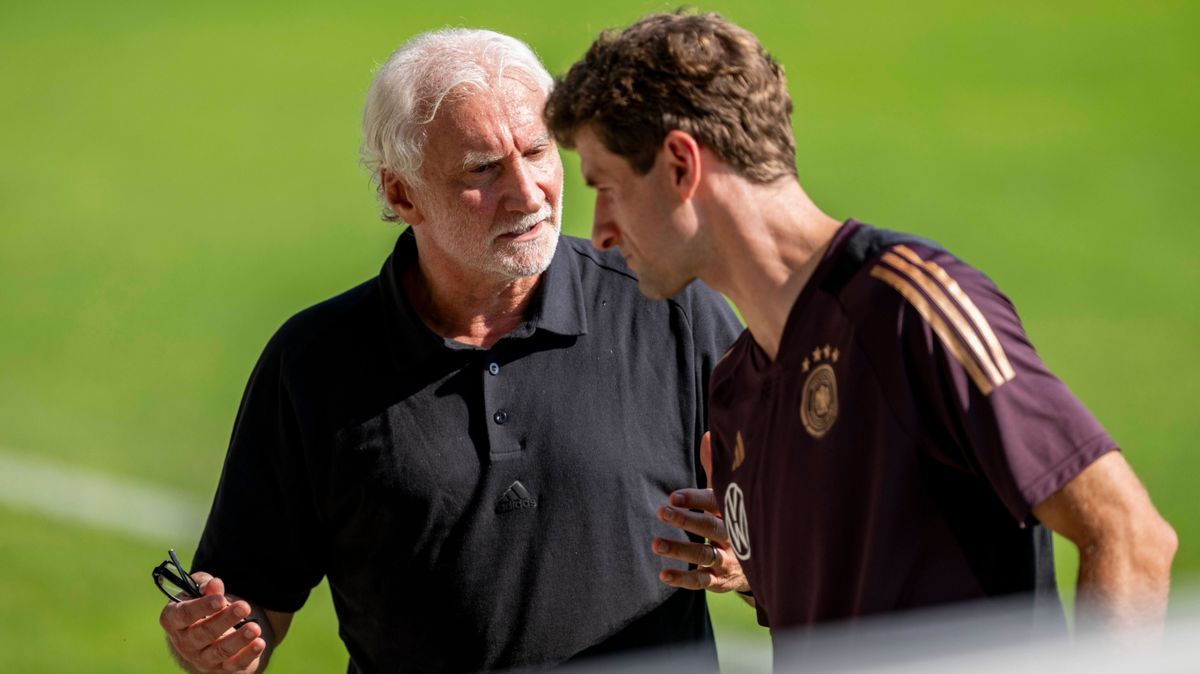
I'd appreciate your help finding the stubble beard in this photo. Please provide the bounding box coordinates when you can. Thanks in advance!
[491,195,562,278]
[435,193,563,280]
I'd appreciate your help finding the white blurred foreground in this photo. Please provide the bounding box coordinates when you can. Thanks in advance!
[2,448,1192,673]
[548,588,1200,674]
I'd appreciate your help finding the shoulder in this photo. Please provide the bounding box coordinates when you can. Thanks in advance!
[856,239,1013,328]
[827,222,1009,320]
[261,277,382,373]
[837,225,1024,396]
[820,221,946,297]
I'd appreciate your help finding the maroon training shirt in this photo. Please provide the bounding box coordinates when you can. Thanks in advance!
[709,220,1116,630]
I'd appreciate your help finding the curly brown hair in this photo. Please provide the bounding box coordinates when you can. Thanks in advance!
[545,10,797,183]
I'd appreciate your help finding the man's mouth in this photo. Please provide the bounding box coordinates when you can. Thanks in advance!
[498,219,548,242]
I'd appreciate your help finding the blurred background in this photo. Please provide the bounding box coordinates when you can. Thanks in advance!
[0,0,1196,671]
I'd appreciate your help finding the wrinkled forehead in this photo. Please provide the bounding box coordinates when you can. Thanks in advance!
[438,71,545,124]
[424,75,550,165]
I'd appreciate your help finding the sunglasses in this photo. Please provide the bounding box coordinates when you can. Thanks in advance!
[153,548,203,602]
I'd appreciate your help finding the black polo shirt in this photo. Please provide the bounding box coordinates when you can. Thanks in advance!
[194,230,742,672]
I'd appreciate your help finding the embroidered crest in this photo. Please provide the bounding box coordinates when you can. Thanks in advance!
[799,343,839,438]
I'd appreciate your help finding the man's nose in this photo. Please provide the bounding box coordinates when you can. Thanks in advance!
[591,197,618,251]
[504,159,544,213]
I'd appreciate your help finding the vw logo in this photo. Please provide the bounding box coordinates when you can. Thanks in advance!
[724,483,751,561]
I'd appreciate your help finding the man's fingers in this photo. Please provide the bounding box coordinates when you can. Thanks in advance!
[659,568,713,591]
[222,638,267,672]
[196,573,220,596]
[668,488,720,514]
[656,551,749,595]
[182,602,251,652]
[162,593,229,632]
[658,504,728,542]
[652,538,720,568]
[195,618,261,670]
[160,573,226,632]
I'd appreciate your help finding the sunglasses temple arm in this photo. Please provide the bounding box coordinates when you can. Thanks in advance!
[168,549,204,597]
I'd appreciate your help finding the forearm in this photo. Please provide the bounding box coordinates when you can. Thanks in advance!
[1074,524,1177,632]
[1032,452,1177,634]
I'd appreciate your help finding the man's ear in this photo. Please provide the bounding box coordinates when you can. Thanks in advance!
[381,168,425,225]
[661,130,702,201]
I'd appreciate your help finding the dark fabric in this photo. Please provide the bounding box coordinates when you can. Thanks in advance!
[708,219,1114,631]
[194,231,739,672]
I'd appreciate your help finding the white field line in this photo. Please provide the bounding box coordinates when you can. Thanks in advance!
[0,448,207,543]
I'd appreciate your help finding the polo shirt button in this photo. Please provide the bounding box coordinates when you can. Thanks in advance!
[493,410,508,425]
[488,362,500,376]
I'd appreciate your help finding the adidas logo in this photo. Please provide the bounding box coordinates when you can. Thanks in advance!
[496,480,538,513]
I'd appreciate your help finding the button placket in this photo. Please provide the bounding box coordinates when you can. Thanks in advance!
[482,354,521,456]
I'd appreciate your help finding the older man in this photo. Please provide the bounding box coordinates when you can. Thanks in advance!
[547,10,1176,638]
[157,29,739,672]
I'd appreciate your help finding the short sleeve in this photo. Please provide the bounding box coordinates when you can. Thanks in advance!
[192,329,326,612]
[869,244,1117,523]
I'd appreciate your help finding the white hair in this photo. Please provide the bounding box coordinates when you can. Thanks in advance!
[361,29,553,221]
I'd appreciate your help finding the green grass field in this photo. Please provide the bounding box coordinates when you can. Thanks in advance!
[1,0,1197,671]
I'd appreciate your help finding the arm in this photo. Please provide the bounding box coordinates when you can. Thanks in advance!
[172,327,320,672]
[159,572,294,673]
[1033,451,1177,633]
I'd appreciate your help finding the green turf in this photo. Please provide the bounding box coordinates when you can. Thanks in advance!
[0,0,1196,670]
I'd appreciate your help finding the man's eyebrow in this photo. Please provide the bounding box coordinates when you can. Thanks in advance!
[461,135,551,171]
[462,151,503,170]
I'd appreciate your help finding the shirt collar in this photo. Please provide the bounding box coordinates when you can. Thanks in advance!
[525,234,589,338]
[378,229,588,360]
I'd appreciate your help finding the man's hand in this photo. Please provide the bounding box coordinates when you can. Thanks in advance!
[653,432,751,596]
[159,572,266,673]
[1033,451,1177,635]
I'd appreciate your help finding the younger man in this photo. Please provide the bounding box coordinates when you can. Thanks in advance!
[546,11,1176,634]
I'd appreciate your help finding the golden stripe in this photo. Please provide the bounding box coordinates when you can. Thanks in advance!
[892,245,1016,381]
[870,266,995,396]
[880,252,1005,387]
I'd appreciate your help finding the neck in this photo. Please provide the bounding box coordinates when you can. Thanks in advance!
[403,240,541,350]
[698,176,842,361]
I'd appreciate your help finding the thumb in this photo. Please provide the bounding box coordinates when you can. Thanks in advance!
[700,431,713,487]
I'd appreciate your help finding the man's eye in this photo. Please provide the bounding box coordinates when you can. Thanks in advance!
[469,163,496,174]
